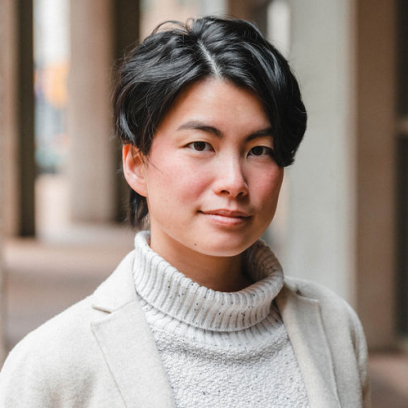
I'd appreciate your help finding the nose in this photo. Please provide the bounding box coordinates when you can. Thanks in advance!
[213,156,248,198]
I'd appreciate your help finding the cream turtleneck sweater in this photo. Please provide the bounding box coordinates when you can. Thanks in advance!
[133,231,309,408]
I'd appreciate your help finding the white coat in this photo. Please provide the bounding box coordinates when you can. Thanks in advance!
[0,251,371,407]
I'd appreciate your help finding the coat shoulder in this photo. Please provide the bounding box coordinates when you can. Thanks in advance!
[281,275,368,356]
[7,295,96,358]
[283,276,359,322]
[0,295,116,406]
[1,250,136,377]
[1,296,95,375]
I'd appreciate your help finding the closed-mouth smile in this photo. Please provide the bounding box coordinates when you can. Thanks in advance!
[199,209,252,225]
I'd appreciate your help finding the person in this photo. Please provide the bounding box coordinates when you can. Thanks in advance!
[0,16,370,407]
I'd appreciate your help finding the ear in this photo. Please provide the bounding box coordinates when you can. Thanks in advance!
[122,144,148,197]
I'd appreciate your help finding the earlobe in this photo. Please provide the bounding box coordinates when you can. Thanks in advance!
[122,144,148,197]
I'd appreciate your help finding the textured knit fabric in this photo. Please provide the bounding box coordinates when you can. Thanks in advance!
[133,232,310,408]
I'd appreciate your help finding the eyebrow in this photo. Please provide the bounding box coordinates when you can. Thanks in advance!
[177,120,274,141]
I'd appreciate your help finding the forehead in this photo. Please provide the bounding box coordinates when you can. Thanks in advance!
[157,78,270,134]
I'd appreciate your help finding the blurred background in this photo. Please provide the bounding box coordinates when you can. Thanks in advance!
[0,0,407,406]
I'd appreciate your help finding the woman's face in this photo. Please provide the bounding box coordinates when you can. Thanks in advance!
[124,78,283,262]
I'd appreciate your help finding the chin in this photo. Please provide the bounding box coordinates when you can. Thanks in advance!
[196,237,258,258]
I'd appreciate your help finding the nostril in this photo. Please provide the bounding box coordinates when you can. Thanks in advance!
[218,184,248,198]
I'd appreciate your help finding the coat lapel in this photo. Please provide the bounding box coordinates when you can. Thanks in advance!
[276,282,341,408]
[90,252,176,408]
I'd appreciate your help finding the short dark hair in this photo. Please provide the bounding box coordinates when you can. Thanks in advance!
[113,16,307,228]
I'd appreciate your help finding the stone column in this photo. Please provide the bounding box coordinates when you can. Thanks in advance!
[112,0,140,222]
[287,0,396,349]
[354,0,396,348]
[199,0,226,16]
[68,0,115,222]
[396,0,408,337]
[227,0,271,34]
[287,0,356,300]
[17,0,36,236]
[0,0,19,238]
[0,0,16,363]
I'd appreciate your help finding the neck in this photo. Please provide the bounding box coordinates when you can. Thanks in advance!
[150,236,253,292]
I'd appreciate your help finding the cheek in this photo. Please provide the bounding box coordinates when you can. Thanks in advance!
[146,157,210,204]
[253,168,283,207]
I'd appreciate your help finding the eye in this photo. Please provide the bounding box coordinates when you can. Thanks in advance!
[248,146,274,157]
[186,141,214,152]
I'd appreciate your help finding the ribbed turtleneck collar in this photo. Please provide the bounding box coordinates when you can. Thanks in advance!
[132,231,283,333]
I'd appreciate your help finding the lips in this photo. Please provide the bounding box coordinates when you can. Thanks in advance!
[198,209,252,228]
[200,209,251,218]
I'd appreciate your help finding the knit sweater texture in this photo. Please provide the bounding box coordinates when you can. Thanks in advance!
[133,232,310,408]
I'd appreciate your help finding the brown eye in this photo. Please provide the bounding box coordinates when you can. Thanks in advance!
[249,146,273,156]
[250,146,265,156]
[193,142,207,151]
[186,141,213,152]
